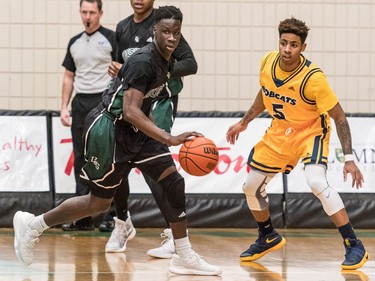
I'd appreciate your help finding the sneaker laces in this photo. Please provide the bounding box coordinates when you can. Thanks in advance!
[160,232,172,246]
[344,238,351,247]
[247,232,277,252]
[248,237,262,250]
[343,238,366,262]
[182,252,203,267]
[344,238,357,247]
[25,229,40,248]
[111,218,133,242]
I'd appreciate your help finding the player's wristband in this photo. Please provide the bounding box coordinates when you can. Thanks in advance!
[344,154,355,162]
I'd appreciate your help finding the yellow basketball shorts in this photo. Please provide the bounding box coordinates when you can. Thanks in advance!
[248,116,331,174]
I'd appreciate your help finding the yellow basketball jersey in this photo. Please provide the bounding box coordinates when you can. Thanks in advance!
[260,51,338,128]
[248,51,339,173]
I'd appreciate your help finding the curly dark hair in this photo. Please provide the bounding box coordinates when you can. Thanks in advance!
[278,17,309,44]
[155,6,183,24]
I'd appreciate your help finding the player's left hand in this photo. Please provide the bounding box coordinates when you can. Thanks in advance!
[343,161,364,189]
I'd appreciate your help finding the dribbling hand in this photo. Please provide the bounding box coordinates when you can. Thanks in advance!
[167,131,203,146]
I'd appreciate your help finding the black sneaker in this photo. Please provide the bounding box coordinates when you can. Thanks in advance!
[99,218,115,232]
[240,230,286,262]
[61,217,94,231]
[341,238,370,270]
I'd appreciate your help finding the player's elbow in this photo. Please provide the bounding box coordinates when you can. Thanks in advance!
[190,60,198,74]
[123,107,137,124]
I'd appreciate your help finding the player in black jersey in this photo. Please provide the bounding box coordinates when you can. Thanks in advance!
[13,6,222,276]
[102,0,198,258]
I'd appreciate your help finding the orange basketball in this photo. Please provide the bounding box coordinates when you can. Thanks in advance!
[178,136,219,176]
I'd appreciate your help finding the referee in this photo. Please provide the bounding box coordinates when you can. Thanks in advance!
[59,0,116,231]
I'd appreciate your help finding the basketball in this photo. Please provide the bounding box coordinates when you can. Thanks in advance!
[178,136,219,176]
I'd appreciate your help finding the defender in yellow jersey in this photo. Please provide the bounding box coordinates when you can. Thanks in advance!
[226,17,369,270]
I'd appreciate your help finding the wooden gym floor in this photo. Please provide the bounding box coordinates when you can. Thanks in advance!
[0,228,374,281]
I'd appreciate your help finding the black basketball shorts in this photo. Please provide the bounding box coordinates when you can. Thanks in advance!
[80,108,175,199]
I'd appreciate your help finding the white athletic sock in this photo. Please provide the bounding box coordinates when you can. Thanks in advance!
[29,214,49,234]
[174,236,194,258]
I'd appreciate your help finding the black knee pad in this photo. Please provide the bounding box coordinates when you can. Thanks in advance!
[158,171,186,222]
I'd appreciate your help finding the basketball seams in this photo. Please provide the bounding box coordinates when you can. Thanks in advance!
[179,152,218,161]
[181,158,208,174]
[184,142,215,149]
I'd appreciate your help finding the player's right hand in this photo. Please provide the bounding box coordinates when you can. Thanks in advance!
[226,122,247,145]
[60,108,71,127]
[108,61,122,78]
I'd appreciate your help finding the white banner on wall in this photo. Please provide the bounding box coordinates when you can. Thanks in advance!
[52,116,283,194]
[287,117,375,193]
[47,116,375,194]
[52,117,76,194]
[0,116,49,192]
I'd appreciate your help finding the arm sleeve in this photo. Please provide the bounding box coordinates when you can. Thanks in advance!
[62,39,76,72]
[115,22,125,64]
[107,30,117,61]
[170,34,198,78]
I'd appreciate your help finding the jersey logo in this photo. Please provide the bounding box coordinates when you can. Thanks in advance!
[146,37,153,43]
[262,86,297,105]
[144,84,166,99]
[90,156,100,170]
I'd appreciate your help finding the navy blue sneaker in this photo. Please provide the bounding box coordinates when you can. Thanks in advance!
[341,238,370,270]
[240,230,286,262]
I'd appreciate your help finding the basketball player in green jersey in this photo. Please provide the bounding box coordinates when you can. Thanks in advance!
[226,17,369,270]
[13,6,222,276]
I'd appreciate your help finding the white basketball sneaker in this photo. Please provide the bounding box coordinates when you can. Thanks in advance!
[147,228,175,258]
[169,251,222,276]
[13,211,41,266]
[105,213,136,253]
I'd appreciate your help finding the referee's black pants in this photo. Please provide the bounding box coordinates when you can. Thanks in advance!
[71,93,102,196]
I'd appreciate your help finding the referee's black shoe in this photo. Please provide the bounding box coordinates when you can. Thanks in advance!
[98,218,115,232]
[61,217,94,231]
